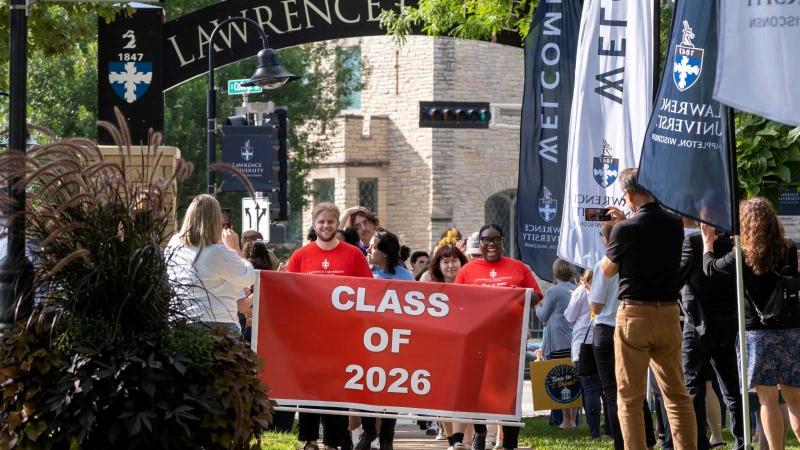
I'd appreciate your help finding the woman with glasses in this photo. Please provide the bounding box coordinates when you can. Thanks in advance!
[453,224,543,450]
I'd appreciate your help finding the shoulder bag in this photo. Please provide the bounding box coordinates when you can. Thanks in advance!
[577,319,597,376]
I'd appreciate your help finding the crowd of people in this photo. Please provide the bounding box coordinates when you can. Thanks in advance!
[164,167,800,450]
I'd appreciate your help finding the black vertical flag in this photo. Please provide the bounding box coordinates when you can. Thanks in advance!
[638,0,734,232]
[516,0,583,281]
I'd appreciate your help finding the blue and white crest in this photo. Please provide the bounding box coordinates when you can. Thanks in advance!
[538,186,558,222]
[593,141,619,188]
[241,140,254,161]
[673,20,704,91]
[108,61,153,104]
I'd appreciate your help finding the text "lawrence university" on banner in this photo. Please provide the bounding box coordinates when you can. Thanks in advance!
[516,0,582,282]
[558,0,655,268]
[253,271,531,421]
[638,0,733,233]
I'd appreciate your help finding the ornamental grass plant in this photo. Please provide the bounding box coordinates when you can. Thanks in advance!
[0,110,272,449]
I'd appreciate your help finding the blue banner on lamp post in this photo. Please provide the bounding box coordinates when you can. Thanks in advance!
[219,126,274,193]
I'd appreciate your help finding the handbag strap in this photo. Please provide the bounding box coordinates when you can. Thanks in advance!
[744,270,789,323]
[582,318,594,344]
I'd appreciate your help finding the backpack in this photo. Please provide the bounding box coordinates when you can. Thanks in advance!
[749,266,800,328]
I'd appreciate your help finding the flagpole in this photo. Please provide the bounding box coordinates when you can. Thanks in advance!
[652,0,662,102]
[726,105,751,449]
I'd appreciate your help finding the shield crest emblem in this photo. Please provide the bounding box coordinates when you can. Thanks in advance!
[593,156,619,188]
[108,61,153,104]
[673,46,703,91]
[241,140,254,161]
[539,198,558,222]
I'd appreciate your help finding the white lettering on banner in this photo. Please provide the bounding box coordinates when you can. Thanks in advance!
[344,365,432,395]
[363,327,412,353]
[538,5,563,164]
[330,285,450,317]
[364,327,389,352]
[330,283,453,396]
[649,92,724,152]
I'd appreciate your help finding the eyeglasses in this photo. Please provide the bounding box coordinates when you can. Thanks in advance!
[479,236,503,245]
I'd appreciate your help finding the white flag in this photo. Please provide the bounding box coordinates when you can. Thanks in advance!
[714,2,800,127]
[557,0,655,269]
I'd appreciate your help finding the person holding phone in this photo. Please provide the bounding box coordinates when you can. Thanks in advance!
[598,168,696,449]
[166,194,254,336]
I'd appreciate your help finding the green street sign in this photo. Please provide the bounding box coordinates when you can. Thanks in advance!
[228,79,263,95]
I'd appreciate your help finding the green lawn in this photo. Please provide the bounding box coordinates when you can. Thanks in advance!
[258,417,800,449]
[518,417,800,450]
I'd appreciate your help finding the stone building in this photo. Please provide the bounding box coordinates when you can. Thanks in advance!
[303,35,524,256]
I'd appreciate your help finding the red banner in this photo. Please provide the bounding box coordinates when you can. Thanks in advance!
[253,271,531,421]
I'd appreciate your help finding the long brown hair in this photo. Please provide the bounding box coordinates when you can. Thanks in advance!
[740,197,786,276]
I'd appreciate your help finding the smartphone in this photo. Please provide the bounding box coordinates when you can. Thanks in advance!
[584,207,612,222]
[221,208,232,229]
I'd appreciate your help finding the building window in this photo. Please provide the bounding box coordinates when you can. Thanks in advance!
[312,179,335,204]
[338,46,361,111]
[484,190,518,258]
[358,178,378,213]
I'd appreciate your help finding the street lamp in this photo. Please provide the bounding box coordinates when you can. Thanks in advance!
[206,17,298,193]
[0,0,31,334]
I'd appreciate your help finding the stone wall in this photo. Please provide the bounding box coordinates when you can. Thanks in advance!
[304,35,524,255]
[97,145,182,237]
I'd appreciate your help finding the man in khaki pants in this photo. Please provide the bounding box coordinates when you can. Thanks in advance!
[600,168,697,449]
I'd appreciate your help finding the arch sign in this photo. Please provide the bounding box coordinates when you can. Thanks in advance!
[99,0,405,143]
[98,0,521,144]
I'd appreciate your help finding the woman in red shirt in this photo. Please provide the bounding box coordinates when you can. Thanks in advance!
[454,224,543,450]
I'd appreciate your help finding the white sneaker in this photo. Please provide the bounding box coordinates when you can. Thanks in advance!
[436,428,448,440]
[453,444,468,450]
[351,428,363,446]
[370,438,379,450]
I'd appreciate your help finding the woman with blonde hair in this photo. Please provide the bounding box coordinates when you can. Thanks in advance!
[166,194,255,336]
[702,197,800,450]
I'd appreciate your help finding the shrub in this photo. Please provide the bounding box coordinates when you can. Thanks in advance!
[0,111,272,449]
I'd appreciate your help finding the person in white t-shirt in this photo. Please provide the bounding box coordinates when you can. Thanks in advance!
[166,194,255,335]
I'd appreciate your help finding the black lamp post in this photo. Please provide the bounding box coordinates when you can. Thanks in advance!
[0,0,30,334]
[206,17,298,193]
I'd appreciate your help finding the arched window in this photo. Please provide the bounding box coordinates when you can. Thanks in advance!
[484,190,518,258]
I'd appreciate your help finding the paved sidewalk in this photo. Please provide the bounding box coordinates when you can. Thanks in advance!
[390,421,533,450]
[312,380,539,449]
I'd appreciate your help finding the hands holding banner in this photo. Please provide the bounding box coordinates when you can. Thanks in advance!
[253,271,531,423]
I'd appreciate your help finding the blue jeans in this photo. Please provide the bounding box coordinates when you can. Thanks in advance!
[581,375,603,438]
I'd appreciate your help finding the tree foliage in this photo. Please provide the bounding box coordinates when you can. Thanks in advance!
[0,1,126,88]
[1,0,361,241]
[736,114,800,205]
[380,0,538,44]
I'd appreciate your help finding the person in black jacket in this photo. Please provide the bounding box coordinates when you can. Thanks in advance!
[680,223,743,450]
[701,197,800,450]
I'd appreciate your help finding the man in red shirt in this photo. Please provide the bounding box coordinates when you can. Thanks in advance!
[287,202,372,450]
[454,224,542,450]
